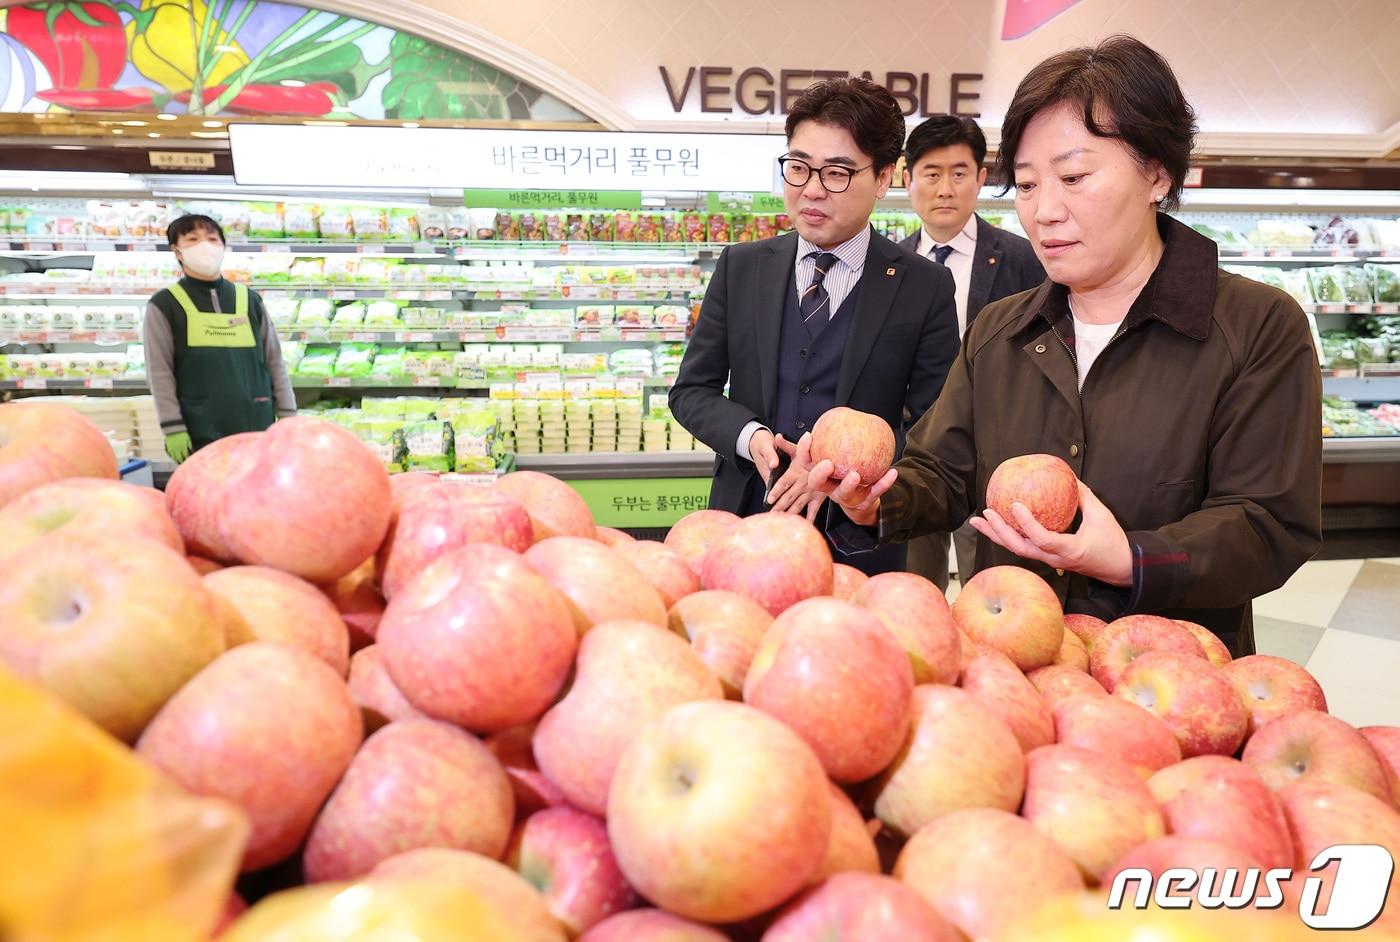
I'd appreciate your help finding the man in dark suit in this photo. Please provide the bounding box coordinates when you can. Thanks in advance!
[898,115,1046,591]
[670,77,959,576]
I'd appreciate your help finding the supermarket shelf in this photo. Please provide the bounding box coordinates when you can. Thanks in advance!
[0,327,692,345]
[0,240,452,257]
[1220,251,1364,263]
[1323,375,1400,400]
[455,242,721,263]
[0,286,699,301]
[1322,436,1400,462]
[515,451,715,479]
[1,375,678,392]
[1,377,146,390]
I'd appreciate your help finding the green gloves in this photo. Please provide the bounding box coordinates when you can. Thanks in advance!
[165,432,193,464]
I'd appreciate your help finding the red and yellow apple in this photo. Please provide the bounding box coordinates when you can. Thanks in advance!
[218,417,392,583]
[984,453,1078,536]
[666,589,773,699]
[1028,664,1108,706]
[204,565,351,674]
[534,619,722,816]
[377,544,577,734]
[508,807,638,936]
[164,431,259,561]
[377,483,533,599]
[1090,615,1207,693]
[894,808,1085,941]
[1053,693,1182,779]
[347,644,426,732]
[303,718,514,882]
[0,532,224,741]
[951,566,1064,672]
[1115,651,1248,758]
[0,401,117,508]
[960,645,1055,752]
[136,641,362,871]
[610,540,701,608]
[810,407,896,486]
[853,571,962,685]
[1151,758,1295,870]
[1241,710,1392,803]
[606,701,831,924]
[872,685,1026,838]
[744,597,913,782]
[662,509,740,576]
[764,872,962,942]
[1221,656,1328,737]
[1021,744,1167,883]
[526,537,668,633]
[0,477,181,560]
[493,470,597,541]
[831,563,868,600]
[700,513,834,616]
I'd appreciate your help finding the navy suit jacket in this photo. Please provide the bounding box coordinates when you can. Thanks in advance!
[899,214,1046,329]
[670,228,959,515]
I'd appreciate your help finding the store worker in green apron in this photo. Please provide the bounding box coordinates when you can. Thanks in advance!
[143,214,296,462]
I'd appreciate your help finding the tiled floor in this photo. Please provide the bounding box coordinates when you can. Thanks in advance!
[1258,556,1400,728]
[946,555,1400,728]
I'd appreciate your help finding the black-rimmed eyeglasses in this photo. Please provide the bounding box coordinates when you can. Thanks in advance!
[778,156,872,193]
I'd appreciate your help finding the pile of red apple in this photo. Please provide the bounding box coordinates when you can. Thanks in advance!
[1,401,1398,941]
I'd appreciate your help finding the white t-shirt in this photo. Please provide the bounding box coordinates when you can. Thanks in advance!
[1070,310,1123,390]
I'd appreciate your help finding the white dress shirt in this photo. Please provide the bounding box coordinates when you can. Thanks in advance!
[917,213,978,336]
[736,226,873,465]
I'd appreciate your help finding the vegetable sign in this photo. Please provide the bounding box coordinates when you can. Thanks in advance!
[0,0,589,121]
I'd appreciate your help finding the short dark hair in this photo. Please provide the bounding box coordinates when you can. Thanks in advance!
[905,116,987,170]
[167,213,226,247]
[785,77,906,172]
[996,34,1197,211]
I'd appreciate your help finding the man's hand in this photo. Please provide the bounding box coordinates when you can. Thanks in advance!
[968,481,1133,587]
[748,428,781,486]
[779,433,897,528]
[764,433,815,513]
[164,431,193,464]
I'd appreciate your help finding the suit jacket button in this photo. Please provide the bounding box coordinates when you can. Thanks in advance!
[800,348,808,358]
[796,420,806,430]
[800,384,810,394]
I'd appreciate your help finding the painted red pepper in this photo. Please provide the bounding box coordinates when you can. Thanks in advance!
[176,81,340,117]
[37,87,157,111]
[8,2,127,90]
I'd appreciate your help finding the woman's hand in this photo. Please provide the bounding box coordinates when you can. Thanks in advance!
[778,433,898,528]
[968,481,1133,586]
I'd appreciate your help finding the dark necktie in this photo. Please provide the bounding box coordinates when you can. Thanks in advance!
[931,244,954,266]
[801,252,838,339]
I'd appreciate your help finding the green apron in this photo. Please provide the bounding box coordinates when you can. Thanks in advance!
[168,281,277,450]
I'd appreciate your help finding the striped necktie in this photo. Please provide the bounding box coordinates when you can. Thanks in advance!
[801,252,839,339]
[931,244,954,266]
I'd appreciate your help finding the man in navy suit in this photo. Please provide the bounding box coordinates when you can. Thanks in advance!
[898,115,1047,591]
[670,78,959,576]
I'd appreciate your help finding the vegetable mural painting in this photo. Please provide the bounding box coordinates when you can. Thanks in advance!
[0,0,586,121]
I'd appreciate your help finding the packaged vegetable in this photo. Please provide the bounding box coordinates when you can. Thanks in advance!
[318,205,355,240]
[331,302,367,326]
[403,419,455,472]
[283,204,319,238]
[294,344,338,376]
[388,208,420,240]
[333,343,377,377]
[295,298,334,327]
[1368,265,1400,303]
[247,202,285,240]
[418,208,448,240]
[352,206,389,240]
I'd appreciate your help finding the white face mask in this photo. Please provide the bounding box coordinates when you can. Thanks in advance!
[179,242,225,279]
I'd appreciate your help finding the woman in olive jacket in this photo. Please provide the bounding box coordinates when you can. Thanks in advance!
[793,36,1322,657]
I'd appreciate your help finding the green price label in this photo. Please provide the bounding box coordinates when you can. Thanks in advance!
[707,192,787,213]
[563,477,712,527]
[464,189,644,210]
